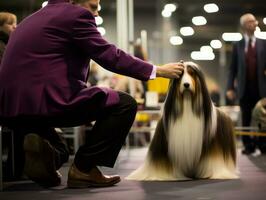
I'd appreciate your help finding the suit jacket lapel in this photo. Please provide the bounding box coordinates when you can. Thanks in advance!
[239,39,246,70]
[256,39,263,69]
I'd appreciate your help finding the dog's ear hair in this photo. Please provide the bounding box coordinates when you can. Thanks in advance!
[148,119,170,163]
[189,64,212,118]
[163,79,182,130]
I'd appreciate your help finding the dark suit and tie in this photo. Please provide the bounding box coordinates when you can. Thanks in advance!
[227,34,266,154]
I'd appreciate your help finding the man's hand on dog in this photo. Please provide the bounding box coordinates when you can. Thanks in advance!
[156,61,184,79]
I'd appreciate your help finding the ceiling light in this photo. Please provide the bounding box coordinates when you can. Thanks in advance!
[192,16,207,26]
[200,45,213,53]
[204,3,219,13]
[255,31,266,40]
[97,27,106,36]
[169,36,183,45]
[222,33,242,41]
[191,51,215,60]
[42,1,48,7]
[255,26,261,32]
[180,26,194,36]
[161,9,172,18]
[210,40,222,49]
[263,18,266,25]
[254,26,266,39]
[95,16,103,25]
[164,4,177,13]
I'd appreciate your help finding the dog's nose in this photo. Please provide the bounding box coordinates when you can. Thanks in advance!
[184,83,190,88]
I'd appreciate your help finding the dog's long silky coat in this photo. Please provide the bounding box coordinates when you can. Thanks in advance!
[127,62,238,181]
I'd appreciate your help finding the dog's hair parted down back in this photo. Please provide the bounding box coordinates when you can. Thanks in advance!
[126,61,238,181]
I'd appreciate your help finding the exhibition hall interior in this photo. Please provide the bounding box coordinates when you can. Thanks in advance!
[0,0,266,199]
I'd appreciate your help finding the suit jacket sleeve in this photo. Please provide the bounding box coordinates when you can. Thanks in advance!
[72,10,153,81]
[227,42,238,91]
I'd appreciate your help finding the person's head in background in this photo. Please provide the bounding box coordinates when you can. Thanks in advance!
[0,12,17,36]
[134,39,148,61]
[240,13,258,37]
[72,0,100,16]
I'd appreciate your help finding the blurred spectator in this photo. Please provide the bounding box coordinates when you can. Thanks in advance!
[134,41,148,101]
[0,12,17,63]
[108,40,149,104]
[87,61,100,87]
[226,13,266,155]
[210,89,220,107]
[0,11,21,180]
[251,98,266,154]
[206,78,221,107]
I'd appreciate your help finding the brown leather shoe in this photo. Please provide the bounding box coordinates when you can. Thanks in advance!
[67,164,121,188]
[23,133,61,187]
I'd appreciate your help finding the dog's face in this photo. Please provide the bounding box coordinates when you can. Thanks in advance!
[179,62,200,95]
[164,61,212,127]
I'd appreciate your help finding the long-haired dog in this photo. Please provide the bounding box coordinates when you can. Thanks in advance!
[127,62,238,181]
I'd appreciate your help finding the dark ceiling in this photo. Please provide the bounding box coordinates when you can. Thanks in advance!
[1,0,266,54]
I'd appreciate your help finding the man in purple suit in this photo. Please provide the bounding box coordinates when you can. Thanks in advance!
[0,0,184,188]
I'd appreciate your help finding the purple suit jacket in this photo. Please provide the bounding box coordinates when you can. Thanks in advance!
[0,0,153,119]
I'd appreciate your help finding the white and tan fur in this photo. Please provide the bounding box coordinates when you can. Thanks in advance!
[126,62,239,181]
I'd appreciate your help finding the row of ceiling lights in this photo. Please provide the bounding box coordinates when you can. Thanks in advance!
[162,3,221,60]
[41,1,216,61]
[41,1,266,61]
[163,3,266,60]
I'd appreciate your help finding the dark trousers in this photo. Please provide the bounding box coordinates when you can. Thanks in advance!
[6,92,137,171]
[240,85,260,152]
[241,105,256,151]
[4,91,137,174]
[74,92,137,171]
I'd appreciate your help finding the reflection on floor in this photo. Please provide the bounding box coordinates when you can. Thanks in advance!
[1,147,266,200]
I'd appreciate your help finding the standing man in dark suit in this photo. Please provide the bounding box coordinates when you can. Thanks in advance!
[0,0,184,188]
[226,13,266,155]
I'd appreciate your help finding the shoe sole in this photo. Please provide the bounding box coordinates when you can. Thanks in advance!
[67,177,121,188]
[23,134,61,187]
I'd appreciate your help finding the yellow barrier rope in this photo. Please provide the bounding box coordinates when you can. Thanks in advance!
[234,131,266,137]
